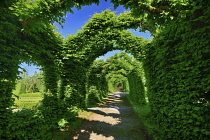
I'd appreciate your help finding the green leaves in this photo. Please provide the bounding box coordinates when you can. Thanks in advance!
[143,4,210,138]
[1,0,209,139]
[128,64,146,105]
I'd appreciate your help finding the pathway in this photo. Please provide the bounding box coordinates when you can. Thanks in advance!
[70,92,151,140]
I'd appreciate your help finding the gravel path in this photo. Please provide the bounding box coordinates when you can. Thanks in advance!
[70,92,151,140]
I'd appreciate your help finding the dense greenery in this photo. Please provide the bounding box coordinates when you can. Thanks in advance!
[143,13,210,139]
[13,70,45,95]
[128,62,146,105]
[86,59,109,106]
[0,0,209,139]
[104,52,132,93]
[87,52,144,106]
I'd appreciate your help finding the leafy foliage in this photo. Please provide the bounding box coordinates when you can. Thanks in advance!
[104,52,133,93]
[128,62,146,105]
[143,2,210,138]
[86,59,108,106]
[1,0,209,139]
[0,1,23,138]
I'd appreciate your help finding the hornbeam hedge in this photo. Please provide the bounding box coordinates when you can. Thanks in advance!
[143,5,210,139]
[86,59,109,106]
[104,52,133,93]
[128,63,146,106]
[1,0,210,139]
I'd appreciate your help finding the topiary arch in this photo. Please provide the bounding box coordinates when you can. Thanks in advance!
[1,0,209,139]
[55,10,149,108]
[1,6,149,139]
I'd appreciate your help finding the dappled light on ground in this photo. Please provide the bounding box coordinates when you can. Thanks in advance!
[73,130,115,140]
[86,108,121,125]
[71,92,151,140]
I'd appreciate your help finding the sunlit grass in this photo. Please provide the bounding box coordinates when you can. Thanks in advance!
[52,109,94,140]
[78,110,93,119]
[13,99,41,109]
[53,93,110,140]
[12,93,43,109]
[17,92,43,97]
[126,94,163,140]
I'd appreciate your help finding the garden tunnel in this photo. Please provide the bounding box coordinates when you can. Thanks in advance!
[1,7,149,139]
[52,10,150,108]
[57,29,148,107]
[86,50,145,106]
[1,0,210,139]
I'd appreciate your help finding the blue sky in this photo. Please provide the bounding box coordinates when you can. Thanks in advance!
[23,0,152,76]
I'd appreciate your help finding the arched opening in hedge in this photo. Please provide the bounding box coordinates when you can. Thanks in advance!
[1,0,210,139]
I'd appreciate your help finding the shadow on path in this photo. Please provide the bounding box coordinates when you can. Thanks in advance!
[70,92,152,140]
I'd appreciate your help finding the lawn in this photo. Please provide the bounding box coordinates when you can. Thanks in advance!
[13,92,43,109]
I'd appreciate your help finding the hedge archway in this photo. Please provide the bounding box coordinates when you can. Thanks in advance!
[1,0,209,139]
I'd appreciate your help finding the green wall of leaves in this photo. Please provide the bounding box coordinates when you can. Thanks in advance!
[1,0,210,139]
[143,10,210,139]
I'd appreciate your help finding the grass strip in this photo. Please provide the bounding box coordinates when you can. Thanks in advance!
[126,94,164,140]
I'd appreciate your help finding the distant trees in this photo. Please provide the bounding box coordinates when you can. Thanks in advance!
[14,69,45,95]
